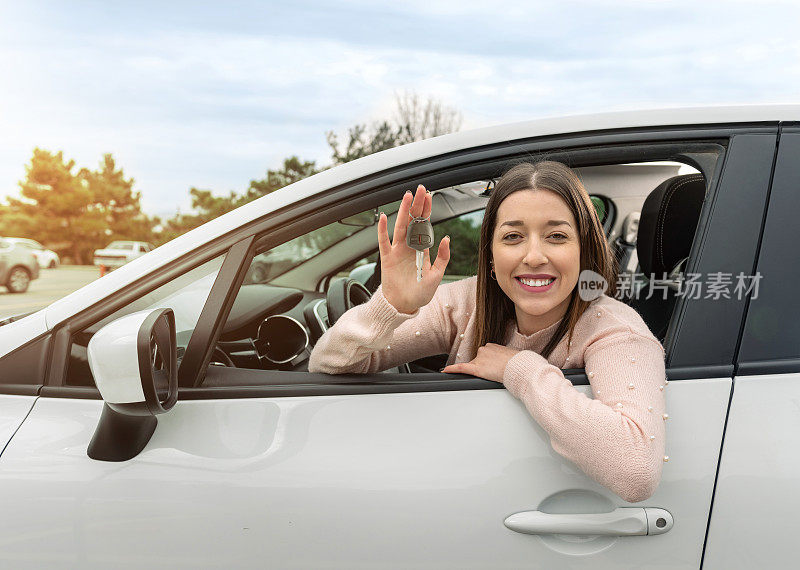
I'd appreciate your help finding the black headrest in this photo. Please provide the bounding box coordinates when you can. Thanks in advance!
[637,174,705,277]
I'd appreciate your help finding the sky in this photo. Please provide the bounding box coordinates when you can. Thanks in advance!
[1,0,799,216]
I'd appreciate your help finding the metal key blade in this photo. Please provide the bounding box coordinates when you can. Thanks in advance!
[407,216,433,283]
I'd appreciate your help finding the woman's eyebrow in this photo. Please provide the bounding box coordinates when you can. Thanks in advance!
[499,219,572,228]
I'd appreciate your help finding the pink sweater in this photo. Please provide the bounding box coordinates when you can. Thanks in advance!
[308,276,667,503]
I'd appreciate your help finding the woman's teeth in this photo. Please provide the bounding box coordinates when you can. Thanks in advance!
[517,277,555,287]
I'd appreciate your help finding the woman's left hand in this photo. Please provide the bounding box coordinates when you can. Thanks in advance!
[441,343,522,383]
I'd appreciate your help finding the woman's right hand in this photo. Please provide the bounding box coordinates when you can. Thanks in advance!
[377,185,450,315]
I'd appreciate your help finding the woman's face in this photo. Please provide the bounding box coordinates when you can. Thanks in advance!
[491,189,581,335]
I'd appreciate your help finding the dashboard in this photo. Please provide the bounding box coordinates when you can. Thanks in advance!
[216,284,329,371]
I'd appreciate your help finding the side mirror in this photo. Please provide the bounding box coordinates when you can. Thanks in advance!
[86,308,178,461]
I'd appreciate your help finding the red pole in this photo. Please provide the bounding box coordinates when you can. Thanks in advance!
[99,264,106,277]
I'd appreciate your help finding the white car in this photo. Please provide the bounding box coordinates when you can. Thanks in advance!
[93,240,155,270]
[0,106,797,568]
[4,237,60,268]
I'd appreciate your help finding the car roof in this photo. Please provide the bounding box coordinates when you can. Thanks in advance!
[14,104,800,336]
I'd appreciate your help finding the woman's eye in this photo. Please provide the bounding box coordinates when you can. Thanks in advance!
[550,233,568,240]
[503,233,522,240]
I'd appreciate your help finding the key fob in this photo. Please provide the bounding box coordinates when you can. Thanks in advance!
[406,218,434,251]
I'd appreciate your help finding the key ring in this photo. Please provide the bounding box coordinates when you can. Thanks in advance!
[408,212,431,222]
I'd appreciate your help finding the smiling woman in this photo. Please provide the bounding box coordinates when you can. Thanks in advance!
[309,161,668,503]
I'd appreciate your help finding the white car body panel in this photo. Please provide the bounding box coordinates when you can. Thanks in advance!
[0,379,730,568]
[0,105,796,357]
[0,311,48,352]
[703,374,800,568]
[0,395,36,452]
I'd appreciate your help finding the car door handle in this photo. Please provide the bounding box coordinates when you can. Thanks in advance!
[504,507,673,536]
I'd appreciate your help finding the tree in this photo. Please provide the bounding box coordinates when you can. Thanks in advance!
[1,149,105,264]
[161,91,462,243]
[0,149,155,263]
[244,156,320,201]
[327,93,462,165]
[326,121,401,165]
[82,153,154,243]
[394,91,463,144]
[156,156,321,243]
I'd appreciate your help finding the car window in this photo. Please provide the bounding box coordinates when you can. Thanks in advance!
[330,208,483,285]
[209,160,706,384]
[245,199,403,285]
[65,254,226,386]
[107,242,135,250]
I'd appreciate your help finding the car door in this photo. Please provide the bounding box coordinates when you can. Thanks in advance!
[0,125,777,569]
[702,125,800,569]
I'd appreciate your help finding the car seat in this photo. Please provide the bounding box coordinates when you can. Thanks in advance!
[623,173,706,341]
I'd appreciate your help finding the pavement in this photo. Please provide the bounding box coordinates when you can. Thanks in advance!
[0,265,100,319]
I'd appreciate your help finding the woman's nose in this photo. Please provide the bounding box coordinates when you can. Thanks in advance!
[522,240,548,266]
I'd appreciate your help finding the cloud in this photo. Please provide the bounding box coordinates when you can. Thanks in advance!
[0,1,798,214]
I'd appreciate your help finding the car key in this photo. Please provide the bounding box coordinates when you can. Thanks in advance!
[406,215,434,282]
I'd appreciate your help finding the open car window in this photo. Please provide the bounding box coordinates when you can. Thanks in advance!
[207,160,703,384]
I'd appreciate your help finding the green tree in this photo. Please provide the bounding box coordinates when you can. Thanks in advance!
[82,153,154,244]
[156,156,321,243]
[435,215,481,277]
[0,149,154,263]
[244,156,320,200]
[1,149,105,264]
[154,187,239,244]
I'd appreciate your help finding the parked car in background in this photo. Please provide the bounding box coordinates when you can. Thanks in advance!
[0,238,40,293]
[93,240,155,270]
[3,238,59,269]
[1,106,800,568]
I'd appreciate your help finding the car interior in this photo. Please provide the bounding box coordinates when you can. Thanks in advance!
[65,154,711,388]
[207,160,707,377]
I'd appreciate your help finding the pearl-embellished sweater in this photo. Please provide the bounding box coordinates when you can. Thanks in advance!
[308,276,667,503]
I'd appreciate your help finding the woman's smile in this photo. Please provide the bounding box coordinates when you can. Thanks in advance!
[515,275,557,292]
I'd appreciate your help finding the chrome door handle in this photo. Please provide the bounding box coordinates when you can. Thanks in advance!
[504,507,673,536]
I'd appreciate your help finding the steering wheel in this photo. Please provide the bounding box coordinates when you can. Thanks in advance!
[210,345,236,367]
[325,277,411,374]
[326,278,372,326]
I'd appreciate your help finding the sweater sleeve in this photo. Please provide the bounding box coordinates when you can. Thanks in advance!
[502,332,667,503]
[308,283,456,374]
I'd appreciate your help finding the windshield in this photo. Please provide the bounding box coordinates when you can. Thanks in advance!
[107,242,135,250]
[252,199,403,283]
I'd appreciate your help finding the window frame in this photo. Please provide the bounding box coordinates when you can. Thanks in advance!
[8,123,777,400]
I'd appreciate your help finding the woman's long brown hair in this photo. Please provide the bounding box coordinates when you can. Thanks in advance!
[472,161,619,359]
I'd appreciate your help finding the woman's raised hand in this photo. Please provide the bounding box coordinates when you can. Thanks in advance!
[377,185,450,314]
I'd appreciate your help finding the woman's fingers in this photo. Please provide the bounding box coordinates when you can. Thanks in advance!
[377,212,391,258]
[392,191,413,246]
[431,235,450,276]
[409,184,427,219]
[442,361,475,375]
[392,185,427,248]
[421,190,432,219]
